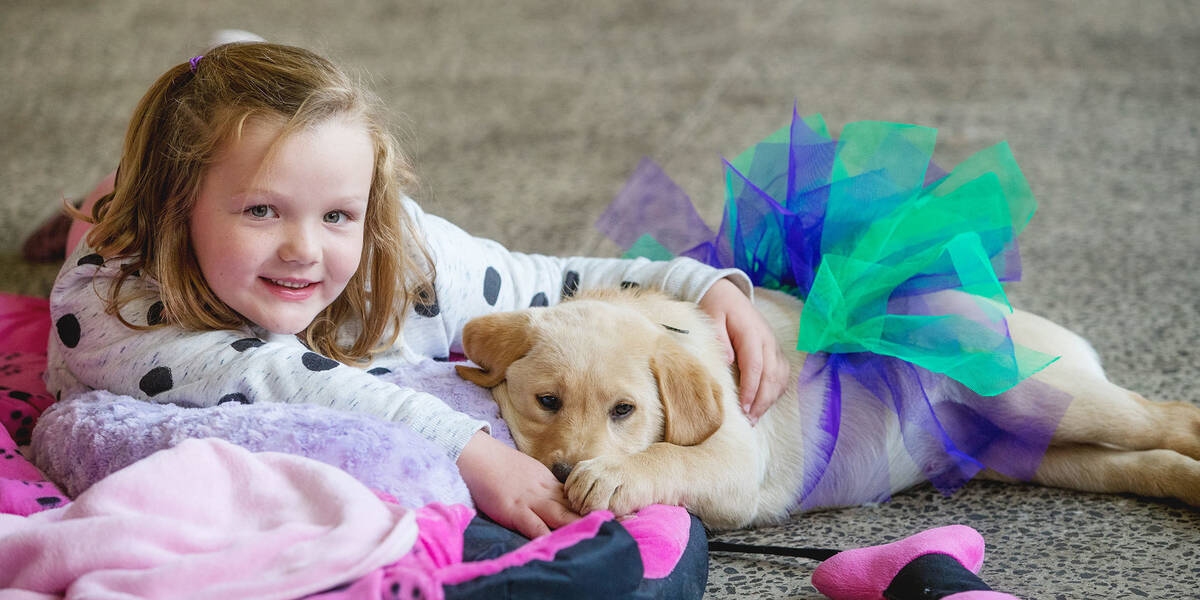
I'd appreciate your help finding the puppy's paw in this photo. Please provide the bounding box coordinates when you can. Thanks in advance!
[564,455,655,517]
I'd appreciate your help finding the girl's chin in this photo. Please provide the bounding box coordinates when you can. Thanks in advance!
[249,308,322,337]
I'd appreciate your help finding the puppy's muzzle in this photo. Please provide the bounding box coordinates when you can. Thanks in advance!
[551,462,573,483]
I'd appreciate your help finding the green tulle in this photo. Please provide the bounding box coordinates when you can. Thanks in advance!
[748,117,1056,395]
[618,114,1058,396]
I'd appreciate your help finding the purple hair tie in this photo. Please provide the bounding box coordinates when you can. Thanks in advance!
[189,55,204,72]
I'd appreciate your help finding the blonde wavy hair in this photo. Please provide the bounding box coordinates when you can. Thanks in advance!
[77,42,433,364]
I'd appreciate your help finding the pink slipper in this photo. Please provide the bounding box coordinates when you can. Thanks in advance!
[810,525,986,600]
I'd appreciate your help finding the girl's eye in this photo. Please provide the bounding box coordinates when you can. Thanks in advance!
[610,402,635,420]
[323,210,348,224]
[536,394,561,412]
[246,205,276,218]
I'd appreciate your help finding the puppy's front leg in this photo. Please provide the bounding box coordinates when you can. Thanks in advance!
[565,440,755,525]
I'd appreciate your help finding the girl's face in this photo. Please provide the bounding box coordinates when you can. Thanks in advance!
[190,117,374,335]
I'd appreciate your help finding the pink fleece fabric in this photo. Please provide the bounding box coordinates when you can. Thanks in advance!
[0,293,50,353]
[0,293,56,437]
[810,525,985,600]
[0,293,68,518]
[0,438,420,599]
[0,427,67,517]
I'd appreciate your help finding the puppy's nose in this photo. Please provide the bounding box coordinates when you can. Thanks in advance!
[551,461,574,483]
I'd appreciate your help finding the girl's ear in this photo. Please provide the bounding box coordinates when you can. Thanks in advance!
[455,311,535,388]
[650,338,724,446]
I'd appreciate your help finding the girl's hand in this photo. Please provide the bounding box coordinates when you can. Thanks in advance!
[698,278,790,424]
[456,431,581,538]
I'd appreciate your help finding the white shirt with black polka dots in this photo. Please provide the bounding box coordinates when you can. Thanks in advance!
[44,198,752,460]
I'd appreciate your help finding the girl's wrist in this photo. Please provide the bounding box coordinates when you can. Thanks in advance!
[699,277,741,308]
[456,429,494,471]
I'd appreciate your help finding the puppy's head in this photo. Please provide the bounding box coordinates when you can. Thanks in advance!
[456,292,725,481]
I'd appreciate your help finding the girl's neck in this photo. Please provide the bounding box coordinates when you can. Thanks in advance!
[262,330,307,349]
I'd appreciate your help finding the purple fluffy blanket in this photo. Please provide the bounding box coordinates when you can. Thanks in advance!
[31,359,513,508]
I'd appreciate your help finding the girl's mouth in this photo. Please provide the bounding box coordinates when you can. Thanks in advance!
[265,278,313,289]
[260,277,319,299]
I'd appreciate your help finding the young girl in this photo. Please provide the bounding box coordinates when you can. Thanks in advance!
[45,41,790,543]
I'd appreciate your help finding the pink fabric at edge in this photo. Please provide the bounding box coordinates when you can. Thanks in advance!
[0,293,69,517]
[0,294,50,354]
[0,438,419,600]
[0,426,67,517]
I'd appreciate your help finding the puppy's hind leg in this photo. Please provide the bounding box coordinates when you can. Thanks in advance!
[1043,371,1200,460]
[1025,445,1200,506]
[1010,307,1200,458]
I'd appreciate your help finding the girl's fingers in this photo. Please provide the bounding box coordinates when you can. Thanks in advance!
[538,498,581,530]
[749,350,777,419]
[734,336,764,417]
[712,314,735,364]
[747,343,790,420]
[513,509,552,539]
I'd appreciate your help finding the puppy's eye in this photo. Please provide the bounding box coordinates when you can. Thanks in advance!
[536,394,561,412]
[610,402,635,420]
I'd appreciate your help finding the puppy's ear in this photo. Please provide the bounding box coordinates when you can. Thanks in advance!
[455,311,534,388]
[651,338,724,446]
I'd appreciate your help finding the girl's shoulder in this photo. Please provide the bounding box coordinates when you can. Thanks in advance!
[397,196,488,257]
[399,195,427,225]
[50,243,163,325]
[53,243,149,296]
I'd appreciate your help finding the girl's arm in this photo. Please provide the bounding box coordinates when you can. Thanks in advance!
[46,243,487,461]
[407,200,788,419]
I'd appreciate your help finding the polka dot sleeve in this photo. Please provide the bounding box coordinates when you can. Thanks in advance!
[44,244,488,460]
[401,199,753,355]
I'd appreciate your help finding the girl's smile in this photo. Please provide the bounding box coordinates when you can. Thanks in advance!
[260,277,320,300]
[189,117,374,335]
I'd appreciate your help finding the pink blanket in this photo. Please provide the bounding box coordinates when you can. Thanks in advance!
[0,293,67,516]
[0,438,421,599]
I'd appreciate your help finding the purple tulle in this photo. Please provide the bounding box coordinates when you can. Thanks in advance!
[794,303,1071,509]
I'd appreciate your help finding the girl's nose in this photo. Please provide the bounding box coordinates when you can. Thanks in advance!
[278,223,320,264]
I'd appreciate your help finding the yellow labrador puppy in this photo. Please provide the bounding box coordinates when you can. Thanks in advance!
[456,287,1200,530]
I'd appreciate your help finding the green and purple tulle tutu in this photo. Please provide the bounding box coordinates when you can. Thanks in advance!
[597,110,1072,509]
